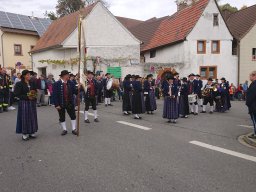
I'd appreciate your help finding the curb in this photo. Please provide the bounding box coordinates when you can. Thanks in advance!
[240,133,256,148]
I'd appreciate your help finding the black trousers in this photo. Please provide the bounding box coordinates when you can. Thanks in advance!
[0,89,9,108]
[203,97,214,106]
[105,89,113,98]
[58,103,76,123]
[85,96,97,111]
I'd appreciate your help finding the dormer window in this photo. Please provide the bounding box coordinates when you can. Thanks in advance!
[213,14,219,26]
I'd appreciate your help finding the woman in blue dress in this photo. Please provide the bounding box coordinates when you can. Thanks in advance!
[163,77,179,123]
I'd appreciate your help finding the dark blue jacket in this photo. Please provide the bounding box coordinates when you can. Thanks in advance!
[132,81,142,92]
[53,80,77,107]
[162,83,178,97]
[188,80,197,94]
[195,79,203,94]
[84,79,98,99]
[246,80,256,114]
[123,80,132,93]
[143,80,151,92]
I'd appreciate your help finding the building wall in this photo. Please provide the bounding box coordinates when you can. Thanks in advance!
[239,24,256,84]
[144,0,238,85]
[32,48,79,78]
[1,32,38,70]
[60,2,142,77]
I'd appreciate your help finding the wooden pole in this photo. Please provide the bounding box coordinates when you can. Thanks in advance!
[76,15,83,137]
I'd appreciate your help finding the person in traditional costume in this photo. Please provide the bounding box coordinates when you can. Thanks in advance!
[53,70,78,136]
[14,70,38,141]
[0,68,10,112]
[163,77,179,123]
[122,74,132,115]
[220,78,231,110]
[179,77,189,118]
[195,74,203,107]
[214,83,227,113]
[131,75,145,119]
[144,74,157,114]
[201,78,215,114]
[188,74,199,115]
[103,73,113,107]
[84,71,99,123]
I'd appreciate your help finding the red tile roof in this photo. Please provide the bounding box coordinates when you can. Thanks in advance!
[32,3,96,53]
[226,4,256,40]
[119,0,210,52]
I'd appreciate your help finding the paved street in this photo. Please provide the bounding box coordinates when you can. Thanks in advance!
[0,100,255,192]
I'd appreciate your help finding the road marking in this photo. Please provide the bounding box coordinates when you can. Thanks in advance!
[117,121,152,131]
[238,125,253,129]
[190,141,256,163]
[79,111,95,116]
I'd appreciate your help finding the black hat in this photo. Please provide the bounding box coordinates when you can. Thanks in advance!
[21,70,31,78]
[208,78,213,81]
[87,71,94,75]
[196,74,201,77]
[188,73,195,77]
[105,73,111,76]
[182,77,187,82]
[174,72,179,76]
[126,74,132,79]
[59,70,70,77]
[167,76,175,81]
[135,75,142,79]
[221,77,226,81]
[29,71,36,76]
[147,74,153,78]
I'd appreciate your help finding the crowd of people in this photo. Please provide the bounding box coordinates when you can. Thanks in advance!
[1,65,256,141]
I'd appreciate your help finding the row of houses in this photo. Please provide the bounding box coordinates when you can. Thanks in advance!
[0,0,255,85]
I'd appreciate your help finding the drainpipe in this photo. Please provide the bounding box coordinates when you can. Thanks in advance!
[237,40,241,87]
[1,31,5,67]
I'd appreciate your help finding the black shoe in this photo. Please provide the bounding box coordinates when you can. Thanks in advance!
[168,120,172,123]
[201,111,206,113]
[147,111,150,114]
[37,104,41,107]
[108,104,113,106]
[127,112,131,115]
[84,119,90,123]
[94,118,99,122]
[29,135,37,139]
[0,108,2,113]
[134,117,141,120]
[209,111,213,114]
[61,130,68,136]
[72,130,78,136]
[123,112,129,116]
[105,104,108,107]
[3,108,8,112]
[194,113,198,115]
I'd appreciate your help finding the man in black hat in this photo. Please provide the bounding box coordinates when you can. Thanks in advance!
[53,70,79,136]
[188,73,199,115]
[220,77,231,110]
[103,73,113,107]
[122,74,133,115]
[84,71,99,123]
[201,78,214,114]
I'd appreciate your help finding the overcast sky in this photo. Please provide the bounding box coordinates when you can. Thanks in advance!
[0,0,254,20]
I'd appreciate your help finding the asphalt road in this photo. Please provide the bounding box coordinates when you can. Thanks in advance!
[0,100,255,192]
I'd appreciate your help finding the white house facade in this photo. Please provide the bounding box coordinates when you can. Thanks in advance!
[143,0,238,85]
[32,2,141,78]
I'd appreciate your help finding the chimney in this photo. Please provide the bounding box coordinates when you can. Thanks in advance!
[176,0,200,11]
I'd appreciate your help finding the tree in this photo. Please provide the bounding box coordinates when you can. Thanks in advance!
[44,11,58,20]
[56,0,85,17]
[84,0,110,8]
[219,3,238,13]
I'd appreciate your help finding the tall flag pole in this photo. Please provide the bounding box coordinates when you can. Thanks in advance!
[76,14,83,137]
